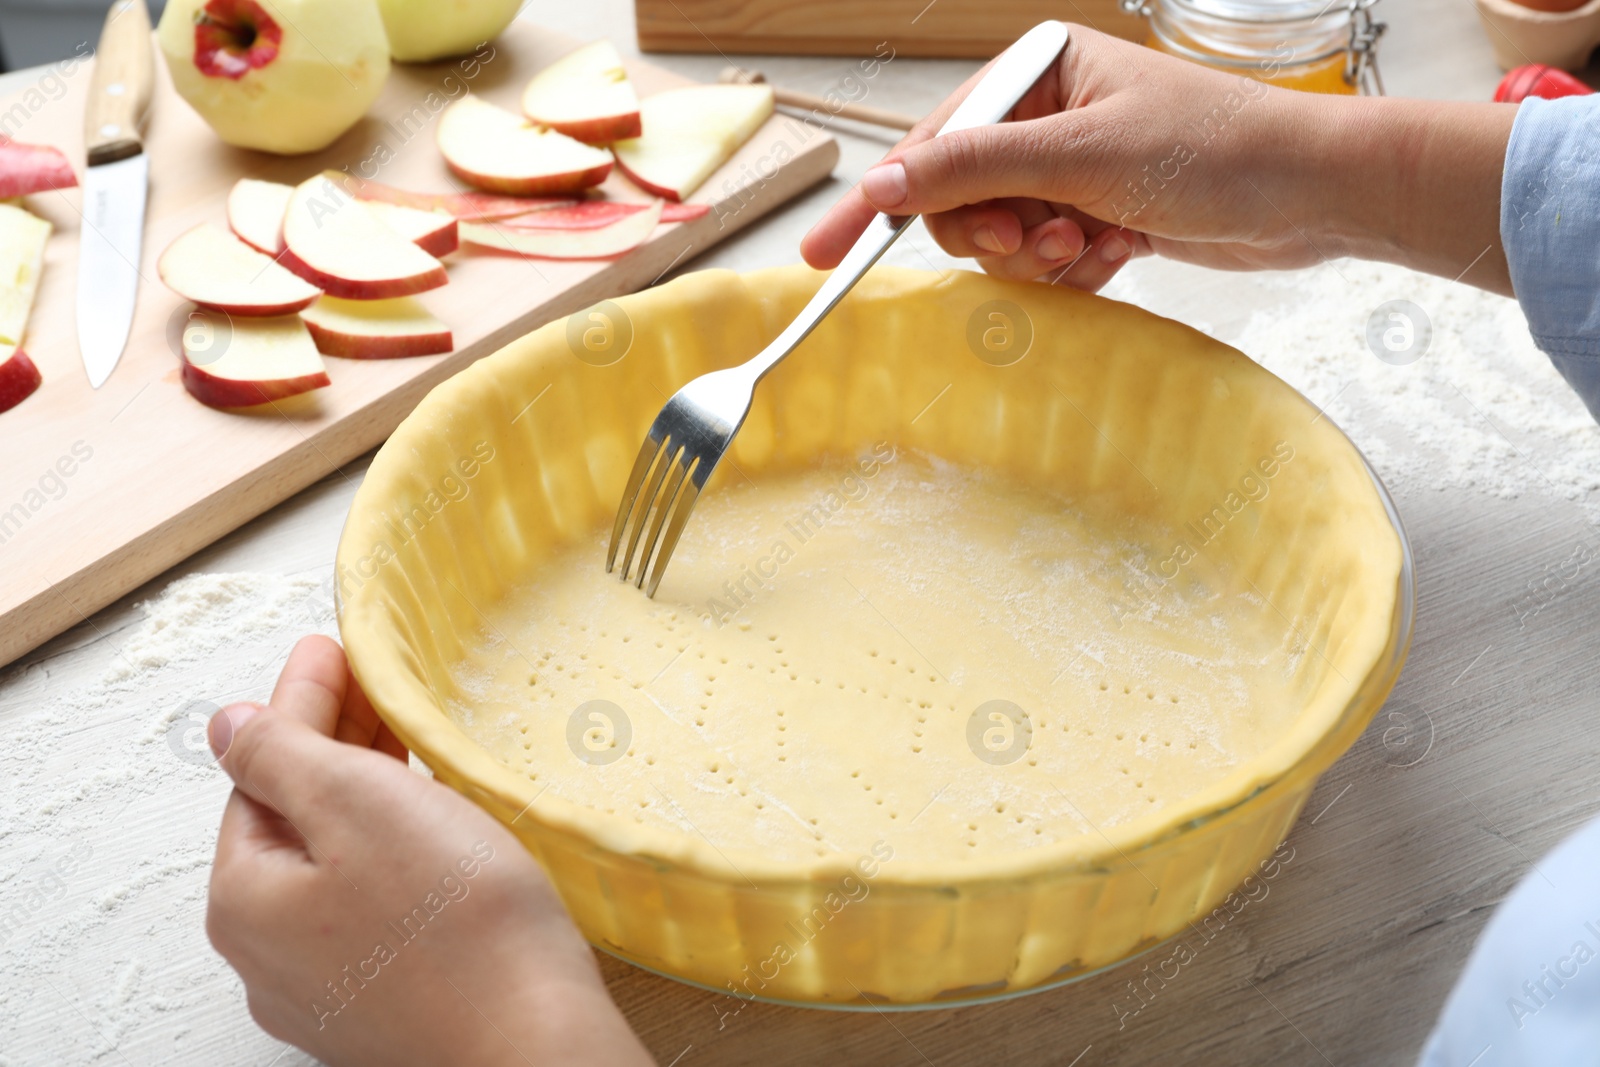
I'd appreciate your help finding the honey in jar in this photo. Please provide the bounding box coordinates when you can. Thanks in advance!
[1123,0,1386,95]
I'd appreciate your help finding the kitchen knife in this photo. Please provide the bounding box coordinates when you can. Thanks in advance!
[76,0,154,389]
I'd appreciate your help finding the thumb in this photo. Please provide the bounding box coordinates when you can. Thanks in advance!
[858,115,1105,218]
[209,702,348,841]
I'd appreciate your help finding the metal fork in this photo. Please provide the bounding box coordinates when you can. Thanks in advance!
[607,20,1072,597]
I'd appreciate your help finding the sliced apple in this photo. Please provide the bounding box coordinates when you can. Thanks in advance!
[301,296,452,359]
[0,205,48,415]
[159,224,322,316]
[521,40,641,145]
[459,200,662,259]
[613,85,774,202]
[281,176,447,299]
[652,201,709,223]
[0,204,51,350]
[227,178,293,255]
[323,169,577,221]
[180,311,329,409]
[499,199,708,231]
[363,201,459,257]
[0,137,77,199]
[0,347,41,414]
[437,95,612,197]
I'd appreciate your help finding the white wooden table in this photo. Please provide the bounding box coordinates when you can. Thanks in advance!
[5,3,1599,1065]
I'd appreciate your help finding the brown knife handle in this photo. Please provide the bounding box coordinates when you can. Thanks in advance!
[84,0,154,166]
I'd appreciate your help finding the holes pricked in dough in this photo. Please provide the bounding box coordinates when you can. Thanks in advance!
[455,459,1314,864]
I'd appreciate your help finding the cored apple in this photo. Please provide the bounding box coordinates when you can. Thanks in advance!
[281,176,448,299]
[322,169,575,221]
[159,224,323,315]
[0,138,77,198]
[227,177,293,254]
[363,201,459,257]
[521,40,640,144]
[613,85,774,201]
[459,200,661,258]
[437,95,612,196]
[0,204,51,350]
[0,347,41,414]
[157,0,390,155]
[179,311,330,408]
[376,0,520,62]
[301,296,452,358]
[498,200,707,230]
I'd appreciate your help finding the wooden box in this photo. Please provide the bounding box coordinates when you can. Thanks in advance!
[634,0,1147,57]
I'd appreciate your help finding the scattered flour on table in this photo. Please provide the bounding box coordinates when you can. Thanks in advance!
[1108,258,1600,515]
[106,572,328,684]
[0,571,333,1066]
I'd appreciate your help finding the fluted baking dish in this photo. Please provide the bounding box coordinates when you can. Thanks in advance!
[336,265,1413,1007]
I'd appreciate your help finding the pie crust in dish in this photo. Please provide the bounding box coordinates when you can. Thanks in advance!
[336,265,1411,1006]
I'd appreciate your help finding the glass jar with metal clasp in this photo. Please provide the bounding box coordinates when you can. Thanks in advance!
[1118,0,1387,95]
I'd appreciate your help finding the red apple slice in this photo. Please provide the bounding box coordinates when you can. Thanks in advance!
[521,40,641,145]
[322,170,576,221]
[301,296,453,359]
[0,209,45,411]
[498,200,708,231]
[0,347,41,414]
[0,204,51,350]
[0,137,77,198]
[459,200,662,259]
[227,178,293,255]
[281,176,447,300]
[437,95,612,197]
[159,223,322,316]
[657,202,710,224]
[613,85,774,201]
[363,201,459,257]
[180,311,330,409]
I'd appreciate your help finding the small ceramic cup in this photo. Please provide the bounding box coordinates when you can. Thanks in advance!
[1475,0,1600,70]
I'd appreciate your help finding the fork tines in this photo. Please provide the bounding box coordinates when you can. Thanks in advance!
[606,428,707,597]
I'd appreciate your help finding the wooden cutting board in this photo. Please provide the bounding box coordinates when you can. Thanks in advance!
[0,21,837,670]
[635,0,1145,57]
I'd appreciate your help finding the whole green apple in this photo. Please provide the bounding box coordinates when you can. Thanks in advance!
[377,0,522,62]
[157,0,390,155]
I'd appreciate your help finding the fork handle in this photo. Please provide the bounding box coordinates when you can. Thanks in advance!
[746,20,1072,383]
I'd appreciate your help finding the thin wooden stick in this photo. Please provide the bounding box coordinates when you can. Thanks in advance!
[719,67,920,130]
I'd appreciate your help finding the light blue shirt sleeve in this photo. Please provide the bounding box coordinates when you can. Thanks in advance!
[1418,815,1600,1066]
[1501,94,1600,421]
[1414,98,1600,1066]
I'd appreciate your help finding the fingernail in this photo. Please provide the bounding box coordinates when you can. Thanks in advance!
[1037,232,1072,262]
[862,163,908,209]
[974,226,1004,255]
[1100,232,1131,264]
[210,703,258,759]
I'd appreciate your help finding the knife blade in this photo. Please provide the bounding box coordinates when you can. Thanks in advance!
[76,0,153,389]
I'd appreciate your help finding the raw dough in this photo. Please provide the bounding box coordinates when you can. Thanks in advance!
[453,450,1305,864]
[338,264,1404,1002]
